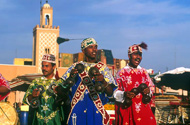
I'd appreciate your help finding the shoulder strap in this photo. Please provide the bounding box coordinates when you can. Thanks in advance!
[67,62,110,125]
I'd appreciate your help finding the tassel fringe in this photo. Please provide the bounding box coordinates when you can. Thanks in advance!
[139,42,147,50]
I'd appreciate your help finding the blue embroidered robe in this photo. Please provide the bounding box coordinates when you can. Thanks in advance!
[62,61,117,125]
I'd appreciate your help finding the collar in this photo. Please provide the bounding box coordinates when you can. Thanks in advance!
[125,64,142,69]
[83,60,98,64]
[80,61,97,66]
[41,75,56,80]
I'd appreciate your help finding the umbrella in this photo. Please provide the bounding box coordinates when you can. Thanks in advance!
[154,67,190,91]
[9,73,43,91]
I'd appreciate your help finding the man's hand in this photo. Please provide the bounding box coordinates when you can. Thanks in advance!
[93,72,104,82]
[0,86,10,96]
[126,91,135,99]
[143,87,150,95]
[53,86,58,94]
[70,69,78,78]
[32,88,40,98]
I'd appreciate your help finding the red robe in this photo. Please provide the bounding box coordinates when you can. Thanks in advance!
[115,65,156,125]
[0,73,10,101]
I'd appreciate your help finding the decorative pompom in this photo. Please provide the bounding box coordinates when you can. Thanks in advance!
[139,42,147,50]
[55,68,60,80]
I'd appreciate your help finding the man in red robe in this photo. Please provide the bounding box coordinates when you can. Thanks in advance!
[114,43,156,125]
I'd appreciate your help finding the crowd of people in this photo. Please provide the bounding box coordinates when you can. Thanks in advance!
[0,38,156,125]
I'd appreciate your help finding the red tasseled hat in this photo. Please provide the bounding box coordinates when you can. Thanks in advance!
[128,42,148,54]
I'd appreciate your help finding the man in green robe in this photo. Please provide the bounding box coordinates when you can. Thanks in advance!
[23,54,67,125]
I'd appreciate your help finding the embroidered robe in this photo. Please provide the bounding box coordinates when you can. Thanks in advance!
[62,61,117,125]
[115,65,156,125]
[23,77,64,125]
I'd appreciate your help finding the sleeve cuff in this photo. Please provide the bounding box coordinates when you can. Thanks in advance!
[114,90,125,103]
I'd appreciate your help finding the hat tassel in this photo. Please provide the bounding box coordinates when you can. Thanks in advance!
[139,42,148,50]
[55,68,60,80]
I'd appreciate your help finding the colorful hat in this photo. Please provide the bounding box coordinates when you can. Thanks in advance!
[81,38,98,50]
[128,42,147,54]
[42,54,56,64]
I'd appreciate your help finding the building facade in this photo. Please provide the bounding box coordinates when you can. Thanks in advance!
[0,2,128,106]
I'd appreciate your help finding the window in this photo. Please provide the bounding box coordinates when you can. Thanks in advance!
[45,15,49,25]
[45,48,50,54]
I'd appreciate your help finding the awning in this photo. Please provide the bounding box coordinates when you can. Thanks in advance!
[154,67,190,91]
[9,73,43,91]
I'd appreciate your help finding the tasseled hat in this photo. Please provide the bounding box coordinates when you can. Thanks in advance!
[128,42,147,54]
[81,38,98,50]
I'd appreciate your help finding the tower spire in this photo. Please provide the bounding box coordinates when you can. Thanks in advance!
[40,0,42,8]
[33,1,60,72]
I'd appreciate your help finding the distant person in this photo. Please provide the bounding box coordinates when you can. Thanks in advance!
[61,38,117,125]
[0,73,10,101]
[23,54,67,125]
[114,43,156,125]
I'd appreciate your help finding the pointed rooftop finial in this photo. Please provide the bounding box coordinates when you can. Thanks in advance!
[46,0,48,3]
[40,0,42,8]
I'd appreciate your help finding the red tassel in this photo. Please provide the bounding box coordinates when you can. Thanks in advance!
[139,42,147,50]
[55,68,60,80]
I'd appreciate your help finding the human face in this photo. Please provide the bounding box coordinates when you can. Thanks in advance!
[128,51,142,68]
[82,44,97,63]
[41,61,55,79]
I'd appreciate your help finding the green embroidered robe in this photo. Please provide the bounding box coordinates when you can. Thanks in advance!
[23,77,64,125]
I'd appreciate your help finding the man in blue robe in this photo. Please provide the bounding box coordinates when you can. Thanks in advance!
[62,38,117,125]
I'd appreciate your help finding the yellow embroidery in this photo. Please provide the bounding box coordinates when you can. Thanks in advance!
[87,66,90,71]
[67,73,70,78]
[137,118,141,121]
[128,81,132,85]
[36,109,58,123]
[42,105,49,111]
[136,95,140,98]
[105,78,109,82]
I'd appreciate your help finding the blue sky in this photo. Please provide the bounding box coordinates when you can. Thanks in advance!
[0,0,190,73]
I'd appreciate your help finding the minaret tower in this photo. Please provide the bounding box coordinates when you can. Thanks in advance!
[32,1,59,73]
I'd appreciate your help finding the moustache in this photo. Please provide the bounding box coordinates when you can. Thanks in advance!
[135,58,140,61]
